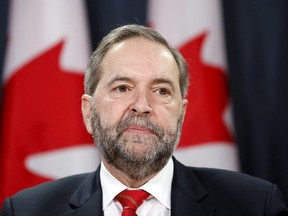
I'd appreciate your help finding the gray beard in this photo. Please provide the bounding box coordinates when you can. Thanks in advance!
[90,106,184,180]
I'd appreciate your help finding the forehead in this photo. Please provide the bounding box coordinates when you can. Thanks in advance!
[100,37,180,83]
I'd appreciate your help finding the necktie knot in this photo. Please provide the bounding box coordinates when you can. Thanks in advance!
[115,189,150,216]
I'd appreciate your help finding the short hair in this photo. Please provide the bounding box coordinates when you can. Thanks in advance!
[84,24,189,97]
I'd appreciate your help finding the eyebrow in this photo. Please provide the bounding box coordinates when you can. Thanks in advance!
[107,76,134,87]
[151,78,176,90]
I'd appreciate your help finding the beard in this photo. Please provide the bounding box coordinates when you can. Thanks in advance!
[90,105,184,180]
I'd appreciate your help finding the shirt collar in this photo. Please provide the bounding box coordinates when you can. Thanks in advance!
[100,157,174,210]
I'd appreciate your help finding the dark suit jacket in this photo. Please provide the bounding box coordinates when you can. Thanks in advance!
[1,157,287,216]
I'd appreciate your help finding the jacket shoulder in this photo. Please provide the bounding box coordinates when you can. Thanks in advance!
[173,157,273,194]
[2,172,94,216]
[14,172,90,200]
[190,167,288,215]
[191,166,272,190]
[173,159,288,215]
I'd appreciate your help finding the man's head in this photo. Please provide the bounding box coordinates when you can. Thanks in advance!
[81,24,189,182]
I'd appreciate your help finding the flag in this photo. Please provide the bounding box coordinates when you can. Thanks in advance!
[0,0,99,203]
[148,0,239,170]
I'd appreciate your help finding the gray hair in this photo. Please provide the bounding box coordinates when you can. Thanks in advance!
[84,24,189,97]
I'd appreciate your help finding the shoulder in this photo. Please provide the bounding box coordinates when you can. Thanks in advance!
[173,157,272,192]
[1,172,95,216]
[173,159,288,215]
[13,172,91,200]
[190,166,274,197]
[179,160,275,198]
[174,158,282,199]
[193,166,270,187]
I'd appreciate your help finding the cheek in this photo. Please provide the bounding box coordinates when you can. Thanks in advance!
[95,98,129,126]
[154,104,182,127]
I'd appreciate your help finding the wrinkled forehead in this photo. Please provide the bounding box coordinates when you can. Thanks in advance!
[100,37,180,83]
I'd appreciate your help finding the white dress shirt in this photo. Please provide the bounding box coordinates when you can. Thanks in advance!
[100,157,174,216]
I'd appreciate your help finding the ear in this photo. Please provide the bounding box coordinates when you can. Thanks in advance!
[182,98,188,122]
[81,94,93,134]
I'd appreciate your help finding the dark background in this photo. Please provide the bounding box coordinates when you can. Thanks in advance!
[1,0,287,205]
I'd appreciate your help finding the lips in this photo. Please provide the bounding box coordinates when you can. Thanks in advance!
[116,114,164,138]
[124,125,154,134]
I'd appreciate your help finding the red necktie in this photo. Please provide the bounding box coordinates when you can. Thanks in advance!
[115,189,150,216]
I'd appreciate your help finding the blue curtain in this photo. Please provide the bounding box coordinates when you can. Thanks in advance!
[223,0,288,205]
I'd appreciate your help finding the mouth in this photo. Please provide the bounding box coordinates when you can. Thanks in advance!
[124,125,154,135]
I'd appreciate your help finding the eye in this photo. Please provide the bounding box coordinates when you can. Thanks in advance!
[157,88,171,96]
[112,85,130,93]
[159,88,167,95]
[116,85,128,92]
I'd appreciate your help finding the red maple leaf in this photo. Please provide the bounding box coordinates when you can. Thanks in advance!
[178,32,234,147]
[0,41,92,201]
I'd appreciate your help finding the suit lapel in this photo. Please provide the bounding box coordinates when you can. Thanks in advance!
[171,157,215,216]
[59,165,103,216]
[61,192,103,216]
[59,158,215,216]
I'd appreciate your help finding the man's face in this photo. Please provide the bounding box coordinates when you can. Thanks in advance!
[82,37,187,179]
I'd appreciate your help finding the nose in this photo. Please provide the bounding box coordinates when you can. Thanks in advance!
[130,90,152,115]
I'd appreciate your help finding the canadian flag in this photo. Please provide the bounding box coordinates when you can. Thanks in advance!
[149,0,239,170]
[0,0,100,203]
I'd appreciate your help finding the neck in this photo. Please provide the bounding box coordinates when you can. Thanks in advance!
[102,160,157,188]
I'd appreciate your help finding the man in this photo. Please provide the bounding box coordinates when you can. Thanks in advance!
[1,24,287,216]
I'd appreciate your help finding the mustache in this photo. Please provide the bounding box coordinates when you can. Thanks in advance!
[116,114,164,139]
